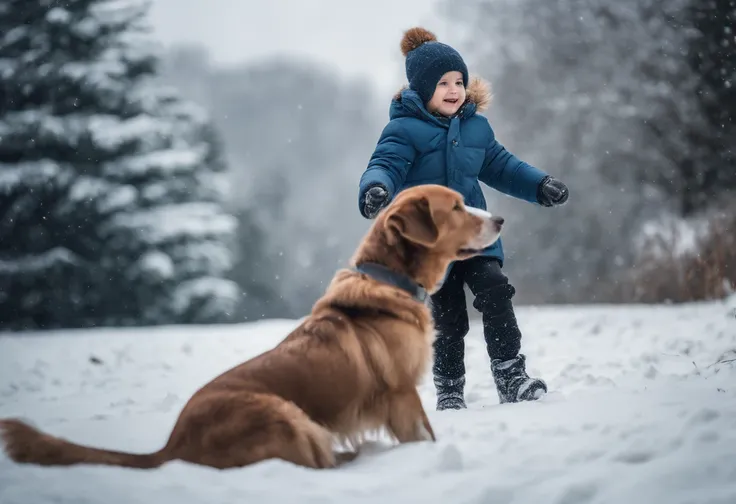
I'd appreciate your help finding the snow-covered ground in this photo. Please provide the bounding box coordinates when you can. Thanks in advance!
[1,298,735,504]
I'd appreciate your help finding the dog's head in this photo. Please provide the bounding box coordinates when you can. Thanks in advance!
[370,184,504,292]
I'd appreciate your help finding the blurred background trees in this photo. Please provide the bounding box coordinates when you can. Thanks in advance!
[0,0,238,329]
[1,0,733,330]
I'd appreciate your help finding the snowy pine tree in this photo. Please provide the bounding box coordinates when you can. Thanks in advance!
[0,0,239,330]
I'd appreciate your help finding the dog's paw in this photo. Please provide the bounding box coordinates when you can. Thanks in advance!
[416,418,436,442]
[334,451,359,466]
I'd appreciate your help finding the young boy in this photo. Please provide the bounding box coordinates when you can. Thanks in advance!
[357,27,569,410]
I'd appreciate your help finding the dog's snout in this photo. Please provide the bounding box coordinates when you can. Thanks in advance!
[490,216,504,233]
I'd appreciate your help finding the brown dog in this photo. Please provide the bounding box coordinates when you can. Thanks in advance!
[0,184,504,470]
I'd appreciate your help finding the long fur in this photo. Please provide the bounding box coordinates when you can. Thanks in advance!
[0,419,166,468]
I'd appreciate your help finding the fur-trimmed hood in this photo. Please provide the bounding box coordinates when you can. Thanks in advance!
[392,76,493,115]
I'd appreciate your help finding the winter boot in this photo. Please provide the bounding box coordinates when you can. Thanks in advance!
[433,374,467,410]
[490,354,547,404]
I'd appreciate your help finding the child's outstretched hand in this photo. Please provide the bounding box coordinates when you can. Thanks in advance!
[363,185,390,218]
[537,176,569,207]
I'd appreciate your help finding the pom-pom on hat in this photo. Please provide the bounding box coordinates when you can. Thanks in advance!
[401,27,469,104]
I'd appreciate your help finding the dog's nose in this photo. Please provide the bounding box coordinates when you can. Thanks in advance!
[491,216,504,226]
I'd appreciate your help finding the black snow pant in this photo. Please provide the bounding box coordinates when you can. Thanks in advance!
[430,256,521,380]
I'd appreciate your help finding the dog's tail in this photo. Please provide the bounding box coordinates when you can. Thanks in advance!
[0,418,168,469]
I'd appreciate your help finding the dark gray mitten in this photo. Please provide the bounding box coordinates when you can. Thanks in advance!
[537,176,569,207]
[362,185,390,219]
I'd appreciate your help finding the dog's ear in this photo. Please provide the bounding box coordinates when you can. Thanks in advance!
[386,196,439,247]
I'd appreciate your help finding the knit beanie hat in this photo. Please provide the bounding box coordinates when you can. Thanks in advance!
[401,27,469,104]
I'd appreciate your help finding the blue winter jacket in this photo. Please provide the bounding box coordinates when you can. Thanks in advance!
[357,77,549,266]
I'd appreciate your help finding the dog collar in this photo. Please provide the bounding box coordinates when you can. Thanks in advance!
[351,262,428,303]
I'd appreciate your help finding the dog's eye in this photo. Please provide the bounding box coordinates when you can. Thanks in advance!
[453,202,462,211]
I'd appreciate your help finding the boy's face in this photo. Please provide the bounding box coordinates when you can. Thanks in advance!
[426,71,466,117]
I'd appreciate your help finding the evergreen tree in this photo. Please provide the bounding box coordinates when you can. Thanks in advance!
[685,0,736,213]
[0,0,239,330]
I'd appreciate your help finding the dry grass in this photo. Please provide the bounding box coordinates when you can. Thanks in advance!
[618,207,736,303]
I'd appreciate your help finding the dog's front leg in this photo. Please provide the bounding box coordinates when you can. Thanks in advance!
[386,388,436,443]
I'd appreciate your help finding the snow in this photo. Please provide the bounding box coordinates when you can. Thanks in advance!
[72,18,101,39]
[0,112,169,155]
[137,250,175,280]
[1,300,735,503]
[0,26,26,47]
[168,241,235,276]
[46,7,72,24]
[115,146,207,178]
[98,185,138,214]
[91,0,149,27]
[194,171,231,201]
[66,177,137,210]
[171,276,240,318]
[134,85,210,127]
[106,202,237,245]
[1,112,196,164]
[0,247,80,276]
[61,59,128,85]
[726,293,736,317]
[89,114,172,151]
[0,160,69,194]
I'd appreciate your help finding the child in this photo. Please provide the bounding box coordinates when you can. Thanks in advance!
[357,27,569,410]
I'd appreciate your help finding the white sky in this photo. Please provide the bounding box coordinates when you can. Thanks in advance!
[147,0,453,97]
